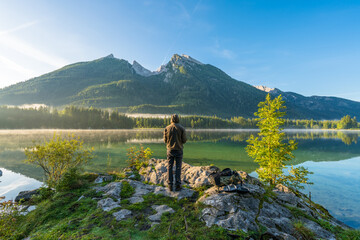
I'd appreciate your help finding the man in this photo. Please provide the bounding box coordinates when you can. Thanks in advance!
[163,114,187,191]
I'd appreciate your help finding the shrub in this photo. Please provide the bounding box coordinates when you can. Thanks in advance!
[55,168,87,192]
[120,181,135,199]
[127,145,152,170]
[0,201,20,238]
[293,220,315,240]
[25,134,94,188]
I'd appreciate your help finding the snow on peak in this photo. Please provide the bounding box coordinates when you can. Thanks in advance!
[255,85,275,92]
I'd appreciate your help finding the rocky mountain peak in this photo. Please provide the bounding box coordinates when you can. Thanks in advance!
[170,54,203,67]
[131,61,154,77]
[105,54,115,58]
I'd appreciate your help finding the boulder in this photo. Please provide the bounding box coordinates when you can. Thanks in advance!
[148,205,175,222]
[94,182,122,198]
[139,159,219,188]
[113,209,132,221]
[94,175,114,183]
[15,189,40,202]
[94,159,349,239]
[97,198,120,212]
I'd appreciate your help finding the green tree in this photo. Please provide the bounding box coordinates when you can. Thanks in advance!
[246,94,312,189]
[127,145,153,170]
[25,134,94,188]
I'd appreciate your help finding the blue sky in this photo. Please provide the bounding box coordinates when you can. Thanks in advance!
[1,0,360,100]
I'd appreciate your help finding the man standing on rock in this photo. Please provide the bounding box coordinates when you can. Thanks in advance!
[164,114,187,191]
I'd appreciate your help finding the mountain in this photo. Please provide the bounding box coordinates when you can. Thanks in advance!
[258,87,360,119]
[0,54,360,119]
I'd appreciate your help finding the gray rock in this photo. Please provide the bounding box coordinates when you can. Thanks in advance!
[148,205,175,222]
[94,175,114,184]
[97,198,120,212]
[199,192,259,232]
[94,182,122,198]
[259,201,292,219]
[139,159,217,188]
[15,189,40,202]
[128,196,144,204]
[113,209,132,221]
[302,218,336,240]
[128,174,136,179]
[265,228,297,240]
[19,205,37,216]
[126,179,195,200]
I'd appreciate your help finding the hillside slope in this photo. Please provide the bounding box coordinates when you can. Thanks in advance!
[1,54,360,119]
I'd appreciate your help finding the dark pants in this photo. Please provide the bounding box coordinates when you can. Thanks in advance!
[167,149,183,186]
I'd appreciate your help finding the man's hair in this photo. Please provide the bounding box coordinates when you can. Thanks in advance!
[171,114,180,123]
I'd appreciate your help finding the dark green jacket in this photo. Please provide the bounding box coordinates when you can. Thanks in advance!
[163,123,187,150]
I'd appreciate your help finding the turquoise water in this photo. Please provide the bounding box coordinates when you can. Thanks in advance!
[0,129,359,228]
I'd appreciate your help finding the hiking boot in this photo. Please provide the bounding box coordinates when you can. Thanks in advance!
[168,185,174,192]
[175,185,182,191]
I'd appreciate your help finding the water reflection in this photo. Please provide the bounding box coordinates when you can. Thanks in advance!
[0,168,42,201]
[0,129,359,228]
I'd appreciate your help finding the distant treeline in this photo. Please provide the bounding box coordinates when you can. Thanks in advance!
[0,106,358,130]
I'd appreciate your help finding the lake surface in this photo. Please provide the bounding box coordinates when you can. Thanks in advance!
[0,129,359,228]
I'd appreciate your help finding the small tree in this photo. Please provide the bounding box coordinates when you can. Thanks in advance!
[25,134,93,188]
[127,145,153,170]
[246,94,312,189]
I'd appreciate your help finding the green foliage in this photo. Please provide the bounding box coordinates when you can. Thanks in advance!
[337,115,358,129]
[25,134,94,188]
[337,228,360,240]
[0,201,20,238]
[280,166,313,190]
[55,167,88,192]
[127,145,153,170]
[293,221,316,240]
[120,181,135,199]
[31,187,55,203]
[246,94,312,188]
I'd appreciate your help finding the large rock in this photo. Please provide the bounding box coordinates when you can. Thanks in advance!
[97,198,120,212]
[15,189,40,202]
[199,192,259,232]
[126,179,195,200]
[139,159,219,188]
[94,159,349,239]
[94,182,122,198]
[113,209,132,221]
[148,205,175,222]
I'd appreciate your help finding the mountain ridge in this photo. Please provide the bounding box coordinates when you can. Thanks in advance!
[0,54,359,119]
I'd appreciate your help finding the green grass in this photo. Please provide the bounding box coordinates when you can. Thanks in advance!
[3,174,250,240]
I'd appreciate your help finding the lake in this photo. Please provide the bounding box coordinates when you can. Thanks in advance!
[0,129,359,228]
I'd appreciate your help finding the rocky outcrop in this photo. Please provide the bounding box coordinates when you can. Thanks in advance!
[139,159,349,240]
[139,159,220,188]
[93,178,195,226]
